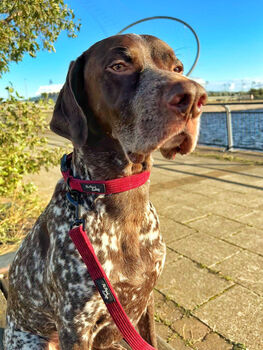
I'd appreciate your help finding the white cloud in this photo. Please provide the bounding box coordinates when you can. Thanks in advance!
[35,84,63,96]
[189,78,263,91]
[205,78,263,91]
[191,77,206,86]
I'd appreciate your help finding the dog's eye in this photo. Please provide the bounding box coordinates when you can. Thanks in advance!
[110,63,128,72]
[173,66,183,74]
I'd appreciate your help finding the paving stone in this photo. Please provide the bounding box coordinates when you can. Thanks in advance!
[158,205,208,225]
[243,166,263,177]
[168,233,240,267]
[193,285,263,350]
[169,335,192,349]
[213,191,263,209]
[237,210,263,228]
[200,201,249,219]
[169,192,216,209]
[178,181,221,196]
[156,257,232,310]
[187,214,245,238]
[225,227,263,255]
[254,179,263,188]
[215,250,263,295]
[207,176,262,194]
[194,333,232,350]
[155,322,174,343]
[159,216,197,244]
[200,180,244,194]
[150,169,181,185]
[0,290,6,328]
[222,173,263,187]
[227,184,263,196]
[0,251,16,273]
[154,290,183,324]
[171,317,210,344]
[150,188,191,212]
[165,249,182,265]
[156,162,213,176]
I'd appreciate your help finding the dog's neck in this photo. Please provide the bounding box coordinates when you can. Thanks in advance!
[70,137,151,226]
[72,136,152,181]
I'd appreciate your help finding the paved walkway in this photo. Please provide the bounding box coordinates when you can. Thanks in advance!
[1,150,263,350]
[151,152,263,350]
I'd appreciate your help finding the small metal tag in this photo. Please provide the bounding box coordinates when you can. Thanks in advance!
[95,278,115,304]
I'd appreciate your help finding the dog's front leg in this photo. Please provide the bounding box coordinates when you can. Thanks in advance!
[137,292,157,348]
[57,326,93,350]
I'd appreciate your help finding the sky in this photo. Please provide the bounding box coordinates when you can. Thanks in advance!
[1,0,263,98]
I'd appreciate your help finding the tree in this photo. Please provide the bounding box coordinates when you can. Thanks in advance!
[248,88,263,99]
[0,0,81,76]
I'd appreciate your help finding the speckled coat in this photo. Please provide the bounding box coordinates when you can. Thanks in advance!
[4,34,206,349]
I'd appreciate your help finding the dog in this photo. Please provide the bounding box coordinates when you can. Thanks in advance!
[4,34,207,349]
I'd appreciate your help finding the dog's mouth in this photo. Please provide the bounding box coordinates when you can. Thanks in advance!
[127,151,146,164]
[160,132,186,151]
[126,131,193,163]
[159,131,194,160]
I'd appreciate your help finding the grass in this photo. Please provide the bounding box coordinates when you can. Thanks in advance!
[0,191,45,252]
[193,149,263,165]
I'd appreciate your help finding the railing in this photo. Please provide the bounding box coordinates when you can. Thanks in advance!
[198,104,263,152]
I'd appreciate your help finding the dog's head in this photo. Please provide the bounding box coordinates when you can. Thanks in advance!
[50,34,207,161]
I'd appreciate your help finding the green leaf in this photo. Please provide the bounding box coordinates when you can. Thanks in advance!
[0,86,64,196]
[0,0,81,76]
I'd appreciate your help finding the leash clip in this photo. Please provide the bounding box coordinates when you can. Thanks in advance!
[66,191,85,230]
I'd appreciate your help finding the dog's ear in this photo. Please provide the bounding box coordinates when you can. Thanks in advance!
[50,55,88,147]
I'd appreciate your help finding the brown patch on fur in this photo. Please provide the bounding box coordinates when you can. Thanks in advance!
[38,220,50,258]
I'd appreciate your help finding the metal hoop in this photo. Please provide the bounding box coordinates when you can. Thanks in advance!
[117,16,200,76]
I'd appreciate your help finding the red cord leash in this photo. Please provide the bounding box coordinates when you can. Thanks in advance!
[69,225,156,350]
[62,154,156,349]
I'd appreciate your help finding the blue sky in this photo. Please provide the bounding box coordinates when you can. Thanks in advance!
[1,0,263,98]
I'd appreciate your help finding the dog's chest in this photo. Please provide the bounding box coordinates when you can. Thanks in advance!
[86,199,165,278]
[48,196,166,322]
[50,197,165,282]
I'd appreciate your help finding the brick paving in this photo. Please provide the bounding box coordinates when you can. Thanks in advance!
[151,152,263,350]
[1,149,263,349]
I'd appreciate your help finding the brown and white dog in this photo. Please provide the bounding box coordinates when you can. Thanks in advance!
[4,34,206,349]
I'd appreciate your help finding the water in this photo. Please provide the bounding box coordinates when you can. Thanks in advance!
[198,109,263,151]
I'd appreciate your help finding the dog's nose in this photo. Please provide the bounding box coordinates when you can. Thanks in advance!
[167,81,207,118]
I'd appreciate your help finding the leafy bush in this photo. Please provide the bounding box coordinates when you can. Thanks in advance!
[0,193,44,244]
[0,86,64,197]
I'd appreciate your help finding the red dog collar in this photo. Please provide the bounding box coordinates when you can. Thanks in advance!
[61,153,150,195]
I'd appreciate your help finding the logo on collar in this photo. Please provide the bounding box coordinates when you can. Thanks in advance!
[81,183,106,194]
[95,278,115,304]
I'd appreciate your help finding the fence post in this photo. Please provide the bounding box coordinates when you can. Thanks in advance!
[224,105,234,151]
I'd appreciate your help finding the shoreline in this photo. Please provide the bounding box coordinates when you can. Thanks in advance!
[204,103,263,112]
